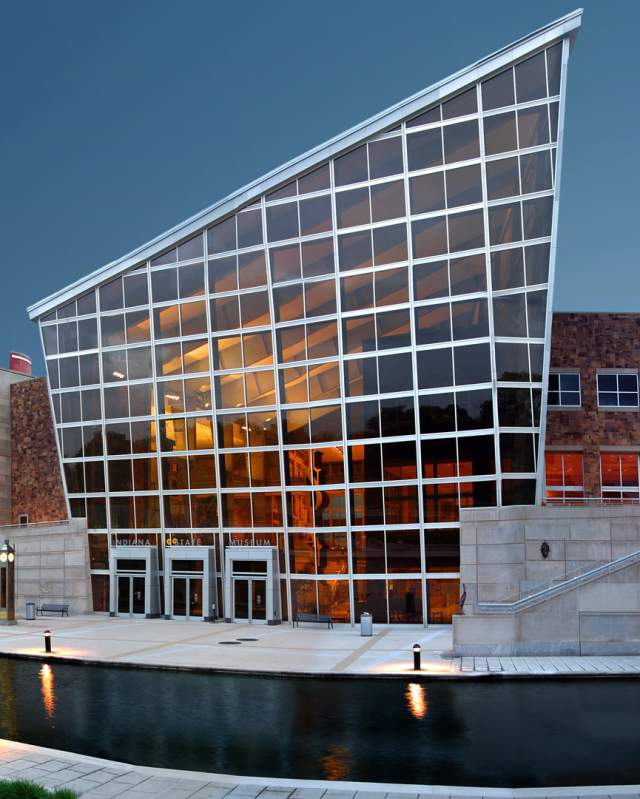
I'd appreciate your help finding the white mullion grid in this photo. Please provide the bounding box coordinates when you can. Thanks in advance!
[329,154,356,626]
[404,117,433,625]
[39,324,73,522]
[476,78,503,509]
[534,35,570,504]
[145,258,168,568]
[262,193,294,623]
[94,285,116,543]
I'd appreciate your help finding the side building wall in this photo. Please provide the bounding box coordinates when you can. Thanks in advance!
[7,518,92,616]
[547,312,640,496]
[11,377,67,524]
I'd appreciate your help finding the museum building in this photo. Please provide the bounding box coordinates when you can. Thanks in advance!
[24,12,583,626]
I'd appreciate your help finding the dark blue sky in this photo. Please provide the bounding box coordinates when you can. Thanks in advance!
[2,1,638,373]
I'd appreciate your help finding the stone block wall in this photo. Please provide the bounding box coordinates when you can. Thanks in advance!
[547,312,640,496]
[6,517,92,615]
[459,503,640,609]
[10,377,67,524]
[454,504,640,655]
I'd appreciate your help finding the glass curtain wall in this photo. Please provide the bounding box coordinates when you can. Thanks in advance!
[38,41,566,624]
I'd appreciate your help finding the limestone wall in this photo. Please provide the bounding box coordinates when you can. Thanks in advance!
[4,518,92,615]
[454,504,640,655]
[459,503,640,609]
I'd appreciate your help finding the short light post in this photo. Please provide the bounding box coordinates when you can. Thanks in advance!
[0,540,16,626]
[44,630,52,654]
[413,643,421,671]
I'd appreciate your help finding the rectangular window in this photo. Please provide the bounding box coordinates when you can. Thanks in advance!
[600,452,640,500]
[545,452,583,501]
[597,371,639,408]
[548,372,580,407]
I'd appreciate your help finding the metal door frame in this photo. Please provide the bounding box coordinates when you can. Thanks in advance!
[171,574,203,621]
[116,573,146,618]
[232,575,268,624]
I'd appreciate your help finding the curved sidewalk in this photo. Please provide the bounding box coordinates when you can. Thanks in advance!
[1,617,640,677]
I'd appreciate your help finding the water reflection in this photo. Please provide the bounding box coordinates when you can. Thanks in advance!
[322,744,350,780]
[39,664,55,719]
[0,659,17,738]
[405,682,428,719]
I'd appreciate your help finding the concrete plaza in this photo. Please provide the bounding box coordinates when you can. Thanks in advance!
[2,616,640,676]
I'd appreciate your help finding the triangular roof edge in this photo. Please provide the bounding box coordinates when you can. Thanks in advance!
[28,8,582,321]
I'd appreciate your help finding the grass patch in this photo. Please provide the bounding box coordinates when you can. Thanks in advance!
[0,779,78,798]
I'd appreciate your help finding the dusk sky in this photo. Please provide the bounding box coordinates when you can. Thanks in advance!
[2,0,638,373]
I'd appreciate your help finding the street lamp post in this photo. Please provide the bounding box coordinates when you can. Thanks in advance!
[0,540,16,626]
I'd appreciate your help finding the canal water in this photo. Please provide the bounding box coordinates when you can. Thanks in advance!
[0,657,637,787]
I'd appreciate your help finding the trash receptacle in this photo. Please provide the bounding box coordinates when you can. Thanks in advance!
[360,611,373,637]
[25,602,36,621]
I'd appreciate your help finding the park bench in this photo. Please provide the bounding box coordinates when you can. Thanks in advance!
[293,612,333,629]
[37,604,70,617]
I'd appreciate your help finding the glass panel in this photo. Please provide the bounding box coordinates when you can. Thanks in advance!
[270,244,301,283]
[455,343,492,385]
[370,180,405,222]
[482,68,515,110]
[238,250,267,289]
[515,52,547,103]
[301,238,334,278]
[369,137,403,179]
[409,172,445,214]
[299,195,332,236]
[443,120,479,163]
[483,111,517,155]
[406,129,442,171]
[334,145,368,186]
[266,201,299,242]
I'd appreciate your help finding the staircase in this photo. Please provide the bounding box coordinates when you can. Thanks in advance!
[476,547,640,615]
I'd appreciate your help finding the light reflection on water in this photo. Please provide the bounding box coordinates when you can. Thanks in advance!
[405,682,428,719]
[39,664,55,719]
[322,744,350,780]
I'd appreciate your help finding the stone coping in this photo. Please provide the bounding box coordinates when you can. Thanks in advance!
[2,738,640,797]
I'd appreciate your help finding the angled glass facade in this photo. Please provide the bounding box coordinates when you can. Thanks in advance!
[34,34,571,624]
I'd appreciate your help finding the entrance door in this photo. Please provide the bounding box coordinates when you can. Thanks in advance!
[251,579,266,621]
[233,578,250,621]
[233,577,267,623]
[189,578,203,618]
[172,576,203,620]
[117,575,146,617]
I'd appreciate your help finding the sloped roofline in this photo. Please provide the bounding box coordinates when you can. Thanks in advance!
[28,8,582,320]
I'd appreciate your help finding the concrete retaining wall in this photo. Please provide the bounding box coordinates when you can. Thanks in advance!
[454,504,640,655]
[4,518,92,615]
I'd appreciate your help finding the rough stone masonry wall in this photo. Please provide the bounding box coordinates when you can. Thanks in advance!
[11,377,67,524]
[546,312,640,496]
[0,369,32,524]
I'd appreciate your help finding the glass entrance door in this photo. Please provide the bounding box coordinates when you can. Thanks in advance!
[233,577,267,623]
[172,576,203,620]
[117,575,146,617]
[251,579,266,621]
[233,578,250,620]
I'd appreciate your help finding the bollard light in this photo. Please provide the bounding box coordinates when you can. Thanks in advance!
[44,630,52,654]
[413,642,421,671]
